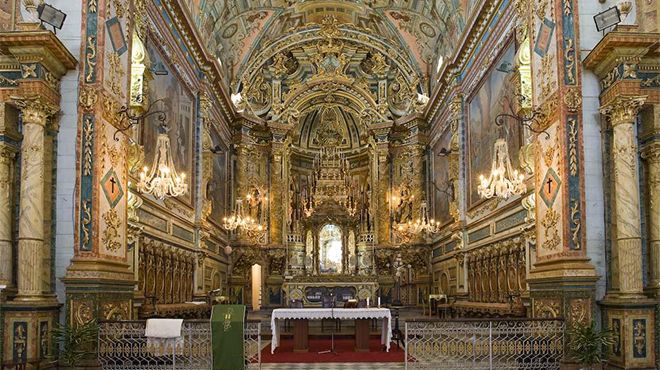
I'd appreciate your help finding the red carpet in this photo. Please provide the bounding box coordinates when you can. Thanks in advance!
[263,337,404,363]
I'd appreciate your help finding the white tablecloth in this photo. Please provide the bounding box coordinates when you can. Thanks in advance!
[270,308,392,354]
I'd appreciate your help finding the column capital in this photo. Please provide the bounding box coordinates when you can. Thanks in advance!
[641,141,660,162]
[11,95,59,126]
[0,145,16,164]
[600,96,647,127]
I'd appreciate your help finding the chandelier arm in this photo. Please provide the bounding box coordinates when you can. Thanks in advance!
[112,98,169,141]
[495,113,550,139]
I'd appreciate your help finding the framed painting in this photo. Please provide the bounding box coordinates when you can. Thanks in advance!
[142,40,195,205]
[209,126,228,227]
[432,128,452,226]
[467,39,522,209]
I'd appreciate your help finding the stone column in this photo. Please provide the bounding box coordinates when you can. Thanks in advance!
[13,97,56,301]
[0,146,16,289]
[642,141,660,292]
[600,96,646,298]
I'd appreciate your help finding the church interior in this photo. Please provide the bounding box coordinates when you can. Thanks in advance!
[0,0,659,369]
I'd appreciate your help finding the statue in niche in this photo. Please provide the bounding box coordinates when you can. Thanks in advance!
[313,107,346,147]
[246,186,265,222]
[394,180,414,223]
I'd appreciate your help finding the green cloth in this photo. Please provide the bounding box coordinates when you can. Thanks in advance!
[211,305,246,370]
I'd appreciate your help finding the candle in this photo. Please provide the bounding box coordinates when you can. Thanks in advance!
[378,297,381,307]
[366,297,370,308]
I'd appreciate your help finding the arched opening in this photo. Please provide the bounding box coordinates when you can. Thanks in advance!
[319,224,342,274]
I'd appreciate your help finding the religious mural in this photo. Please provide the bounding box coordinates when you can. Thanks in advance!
[142,41,195,204]
[432,129,452,225]
[0,0,15,31]
[209,128,227,227]
[467,40,521,208]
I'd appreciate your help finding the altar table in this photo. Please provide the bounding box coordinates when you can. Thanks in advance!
[270,308,392,354]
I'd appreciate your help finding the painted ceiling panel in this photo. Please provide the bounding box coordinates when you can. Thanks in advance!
[183,0,480,90]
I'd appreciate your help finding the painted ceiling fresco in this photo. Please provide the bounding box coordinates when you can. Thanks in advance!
[183,0,479,89]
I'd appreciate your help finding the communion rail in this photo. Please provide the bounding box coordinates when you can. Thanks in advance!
[404,318,564,370]
[98,320,261,369]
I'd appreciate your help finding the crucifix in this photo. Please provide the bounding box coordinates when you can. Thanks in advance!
[110,176,117,193]
[546,177,553,194]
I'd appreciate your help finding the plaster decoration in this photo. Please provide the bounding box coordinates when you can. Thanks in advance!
[106,51,125,100]
[81,200,91,247]
[534,298,561,318]
[570,200,581,250]
[522,193,536,222]
[79,87,98,112]
[85,35,97,83]
[568,118,578,176]
[569,298,590,326]
[102,301,130,321]
[543,139,555,167]
[88,0,97,13]
[541,208,560,251]
[101,209,122,253]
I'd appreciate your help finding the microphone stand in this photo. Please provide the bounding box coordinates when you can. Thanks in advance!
[319,301,338,355]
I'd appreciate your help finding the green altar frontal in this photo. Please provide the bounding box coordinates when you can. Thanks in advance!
[211,305,246,370]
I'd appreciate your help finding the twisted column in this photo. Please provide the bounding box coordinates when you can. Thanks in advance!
[600,96,646,297]
[14,97,57,300]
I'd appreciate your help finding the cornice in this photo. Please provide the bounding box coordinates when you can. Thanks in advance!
[583,26,660,77]
[0,31,77,75]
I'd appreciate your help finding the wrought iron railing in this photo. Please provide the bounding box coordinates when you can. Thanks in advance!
[98,320,261,369]
[405,319,564,370]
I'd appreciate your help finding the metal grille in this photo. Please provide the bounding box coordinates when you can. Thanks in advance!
[98,320,261,370]
[405,319,564,370]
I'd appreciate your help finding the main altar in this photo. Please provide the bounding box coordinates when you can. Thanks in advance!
[282,275,379,306]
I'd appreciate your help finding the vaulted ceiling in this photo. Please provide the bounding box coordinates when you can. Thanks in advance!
[183,0,479,92]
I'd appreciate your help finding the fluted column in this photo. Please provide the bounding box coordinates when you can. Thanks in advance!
[642,142,660,292]
[0,146,16,289]
[601,96,646,297]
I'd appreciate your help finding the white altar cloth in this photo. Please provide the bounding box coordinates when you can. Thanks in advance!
[270,307,392,354]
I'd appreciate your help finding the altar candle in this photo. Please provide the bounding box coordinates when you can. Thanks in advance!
[377,297,381,307]
[366,297,370,308]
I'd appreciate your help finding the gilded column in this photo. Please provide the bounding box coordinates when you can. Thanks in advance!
[600,96,647,297]
[0,146,16,289]
[13,97,56,300]
[642,141,660,292]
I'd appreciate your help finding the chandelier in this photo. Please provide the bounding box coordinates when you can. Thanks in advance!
[392,200,441,244]
[477,138,526,199]
[222,199,267,244]
[302,147,359,217]
[137,130,187,199]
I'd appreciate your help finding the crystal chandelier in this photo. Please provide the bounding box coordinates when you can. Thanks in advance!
[392,200,441,243]
[222,199,267,244]
[478,138,526,199]
[138,131,187,199]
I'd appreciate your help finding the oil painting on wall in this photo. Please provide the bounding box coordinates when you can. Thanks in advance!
[142,42,195,205]
[209,127,227,226]
[432,129,452,226]
[467,40,521,208]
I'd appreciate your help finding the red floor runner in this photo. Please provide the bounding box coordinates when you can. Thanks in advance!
[263,337,404,363]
